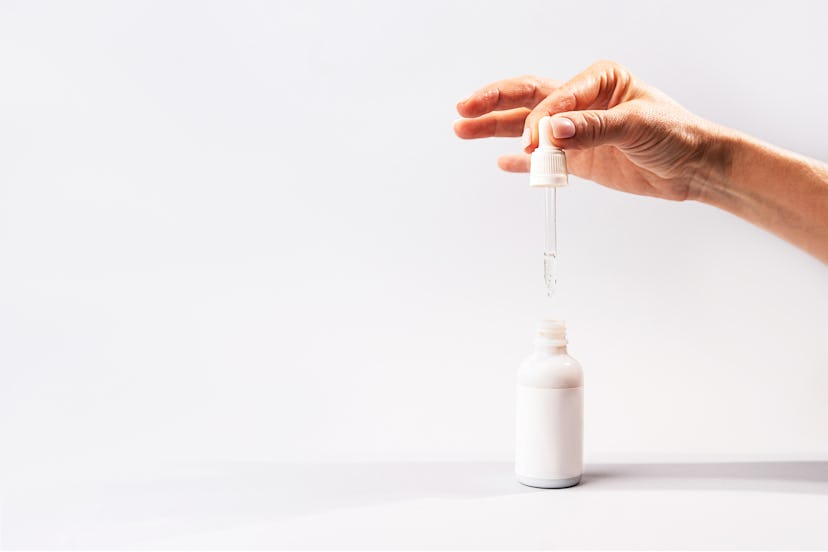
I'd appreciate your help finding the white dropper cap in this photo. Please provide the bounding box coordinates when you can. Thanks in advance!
[529,116,569,188]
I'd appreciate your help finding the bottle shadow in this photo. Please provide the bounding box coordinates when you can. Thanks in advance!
[580,460,828,495]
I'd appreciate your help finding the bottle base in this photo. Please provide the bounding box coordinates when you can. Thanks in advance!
[516,473,581,489]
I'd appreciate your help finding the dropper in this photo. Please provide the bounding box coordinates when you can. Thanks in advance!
[529,116,569,297]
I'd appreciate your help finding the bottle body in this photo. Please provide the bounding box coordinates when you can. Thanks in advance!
[515,321,583,488]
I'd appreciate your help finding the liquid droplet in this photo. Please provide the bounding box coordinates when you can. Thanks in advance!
[544,251,557,297]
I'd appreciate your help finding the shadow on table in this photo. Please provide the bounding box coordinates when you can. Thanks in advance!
[2,462,521,547]
[582,460,828,495]
[5,460,827,547]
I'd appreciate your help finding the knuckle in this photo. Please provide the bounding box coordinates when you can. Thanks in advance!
[589,59,615,72]
[537,89,576,115]
[590,60,635,105]
[582,111,607,142]
[591,59,631,82]
[518,74,544,102]
[553,90,577,113]
[624,108,646,130]
[592,59,623,71]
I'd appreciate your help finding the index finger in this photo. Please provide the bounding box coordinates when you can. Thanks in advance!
[456,76,560,118]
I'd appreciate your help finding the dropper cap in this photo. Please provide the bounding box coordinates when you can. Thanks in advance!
[529,116,569,188]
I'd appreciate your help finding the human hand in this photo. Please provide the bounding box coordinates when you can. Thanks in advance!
[453,61,727,201]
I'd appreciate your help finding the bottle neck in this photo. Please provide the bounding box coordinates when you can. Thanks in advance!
[534,341,567,355]
[533,320,568,354]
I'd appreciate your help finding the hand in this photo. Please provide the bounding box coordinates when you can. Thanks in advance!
[453,60,727,202]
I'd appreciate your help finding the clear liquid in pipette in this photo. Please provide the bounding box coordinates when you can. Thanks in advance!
[543,186,558,297]
[543,251,557,296]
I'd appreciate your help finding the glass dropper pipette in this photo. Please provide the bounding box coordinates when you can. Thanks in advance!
[529,116,569,297]
[543,187,557,296]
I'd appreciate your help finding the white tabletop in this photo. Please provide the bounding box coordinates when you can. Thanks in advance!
[3,460,827,549]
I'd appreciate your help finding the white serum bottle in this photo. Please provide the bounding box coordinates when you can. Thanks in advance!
[515,319,584,488]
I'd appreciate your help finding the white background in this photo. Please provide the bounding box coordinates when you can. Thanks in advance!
[1,0,827,511]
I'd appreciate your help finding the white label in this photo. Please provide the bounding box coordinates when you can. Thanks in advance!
[515,385,583,480]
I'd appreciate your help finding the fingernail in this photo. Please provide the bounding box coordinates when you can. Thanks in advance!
[550,117,576,139]
[521,127,531,149]
[457,95,471,105]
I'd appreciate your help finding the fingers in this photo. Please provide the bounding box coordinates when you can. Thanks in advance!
[523,60,638,152]
[497,153,530,172]
[456,76,559,118]
[541,107,638,150]
[453,108,529,139]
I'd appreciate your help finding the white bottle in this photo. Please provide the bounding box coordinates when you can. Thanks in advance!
[515,319,583,488]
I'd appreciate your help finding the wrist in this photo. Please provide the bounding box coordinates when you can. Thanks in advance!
[686,122,741,206]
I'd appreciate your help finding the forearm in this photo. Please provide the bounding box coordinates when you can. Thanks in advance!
[694,128,828,263]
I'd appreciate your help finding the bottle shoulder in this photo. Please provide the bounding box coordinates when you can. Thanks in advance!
[518,351,583,389]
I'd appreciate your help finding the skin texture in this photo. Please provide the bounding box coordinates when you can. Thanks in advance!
[453,61,828,263]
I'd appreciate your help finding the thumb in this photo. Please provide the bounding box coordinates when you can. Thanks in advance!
[543,107,635,150]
